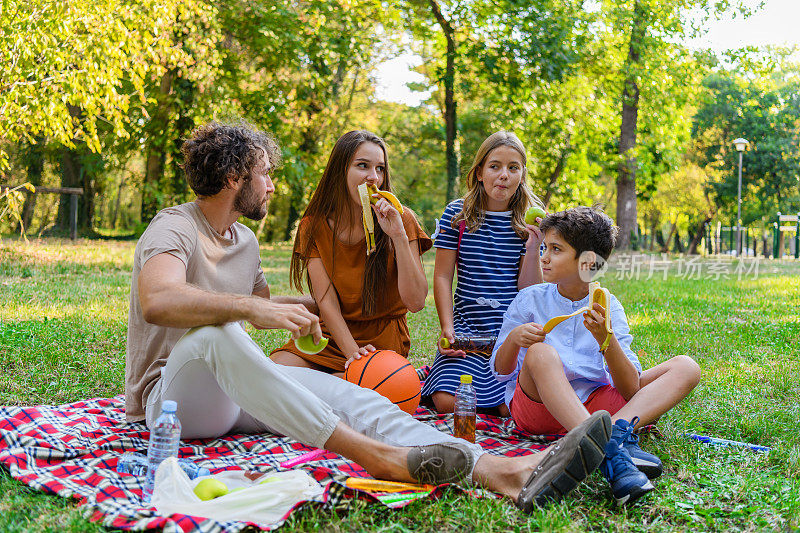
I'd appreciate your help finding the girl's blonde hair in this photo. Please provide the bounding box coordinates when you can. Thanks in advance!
[453,131,542,239]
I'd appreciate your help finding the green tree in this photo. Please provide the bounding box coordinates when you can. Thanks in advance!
[406,0,590,201]
[0,0,199,164]
[692,69,800,236]
[220,0,400,239]
[600,0,754,248]
[1,0,223,232]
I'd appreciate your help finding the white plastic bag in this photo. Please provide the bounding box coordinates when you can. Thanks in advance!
[150,457,323,525]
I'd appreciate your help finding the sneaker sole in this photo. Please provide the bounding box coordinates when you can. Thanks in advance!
[516,411,612,511]
[615,479,655,505]
[632,457,663,480]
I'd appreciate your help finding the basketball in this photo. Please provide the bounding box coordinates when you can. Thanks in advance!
[344,350,421,414]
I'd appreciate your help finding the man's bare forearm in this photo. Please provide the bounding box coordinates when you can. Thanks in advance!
[138,252,319,335]
[141,282,257,328]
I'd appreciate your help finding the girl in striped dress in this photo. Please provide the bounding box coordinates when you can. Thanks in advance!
[421,131,545,416]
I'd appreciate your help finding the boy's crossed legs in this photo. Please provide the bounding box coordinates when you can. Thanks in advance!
[515,343,700,503]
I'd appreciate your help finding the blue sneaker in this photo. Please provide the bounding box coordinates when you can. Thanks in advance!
[601,439,654,505]
[612,417,663,479]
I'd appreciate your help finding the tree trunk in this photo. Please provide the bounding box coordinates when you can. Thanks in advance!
[429,0,459,202]
[615,1,646,250]
[284,129,320,241]
[55,105,96,233]
[142,69,176,222]
[283,192,302,242]
[56,147,82,230]
[170,77,196,203]
[111,179,126,230]
[19,141,45,233]
[687,215,712,255]
[661,221,676,253]
[673,229,684,253]
[648,220,659,251]
[20,190,37,233]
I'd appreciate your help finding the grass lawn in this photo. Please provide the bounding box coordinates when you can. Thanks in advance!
[1,239,798,531]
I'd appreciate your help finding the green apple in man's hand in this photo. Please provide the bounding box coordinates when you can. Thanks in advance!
[294,334,328,355]
[525,206,546,225]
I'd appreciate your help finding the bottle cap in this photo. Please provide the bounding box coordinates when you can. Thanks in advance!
[161,400,177,413]
[460,374,472,384]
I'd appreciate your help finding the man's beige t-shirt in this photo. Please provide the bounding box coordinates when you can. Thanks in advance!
[125,202,268,422]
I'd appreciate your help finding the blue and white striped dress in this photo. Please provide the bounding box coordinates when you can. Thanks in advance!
[421,199,527,408]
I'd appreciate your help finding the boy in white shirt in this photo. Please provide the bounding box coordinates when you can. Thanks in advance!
[490,207,701,505]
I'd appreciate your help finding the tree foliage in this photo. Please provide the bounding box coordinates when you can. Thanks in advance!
[1,0,797,247]
[692,69,800,224]
[0,0,218,165]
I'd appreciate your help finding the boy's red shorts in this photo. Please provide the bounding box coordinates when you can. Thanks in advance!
[510,382,627,435]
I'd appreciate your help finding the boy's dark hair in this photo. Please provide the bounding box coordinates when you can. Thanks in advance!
[539,206,618,261]
[180,121,281,197]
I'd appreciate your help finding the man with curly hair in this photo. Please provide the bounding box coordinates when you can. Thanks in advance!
[125,121,612,510]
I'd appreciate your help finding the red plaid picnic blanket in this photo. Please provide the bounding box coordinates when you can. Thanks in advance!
[0,395,552,532]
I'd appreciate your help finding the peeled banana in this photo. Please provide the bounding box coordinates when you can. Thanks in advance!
[358,183,376,255]
[366,184,404,215]
[542,281,613,351]
[358,183,405,256]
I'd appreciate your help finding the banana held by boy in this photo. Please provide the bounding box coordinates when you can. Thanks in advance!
[542,281,614,350]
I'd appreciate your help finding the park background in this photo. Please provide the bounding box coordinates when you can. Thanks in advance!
[2,0,800,252]
[1,0,799,531]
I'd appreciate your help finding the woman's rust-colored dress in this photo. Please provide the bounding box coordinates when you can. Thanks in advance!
[272,209,433,372]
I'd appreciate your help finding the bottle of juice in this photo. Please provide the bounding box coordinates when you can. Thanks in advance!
[440,336,497,356]
[453,374,476,443]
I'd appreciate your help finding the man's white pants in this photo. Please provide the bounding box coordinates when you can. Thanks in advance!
[145,323,484,463]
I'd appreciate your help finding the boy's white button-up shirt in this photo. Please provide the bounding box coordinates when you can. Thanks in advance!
[489,283,641,407]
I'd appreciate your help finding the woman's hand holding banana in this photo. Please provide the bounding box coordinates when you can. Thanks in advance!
[357,184,405,255]
[371,195,405,240]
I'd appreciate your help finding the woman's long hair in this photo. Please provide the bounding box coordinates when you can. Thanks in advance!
[453,131,541,239]
[289,130,394,317]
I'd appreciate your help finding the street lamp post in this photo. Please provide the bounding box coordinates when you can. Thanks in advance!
[732,138,749,256]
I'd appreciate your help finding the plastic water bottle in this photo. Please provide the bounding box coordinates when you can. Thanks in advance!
[118,451,209,479]
[144,400,182,502]
[454,375,477,443]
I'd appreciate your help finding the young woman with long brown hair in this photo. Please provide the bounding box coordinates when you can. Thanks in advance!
[270,130,431,374]
[421,131,545,416]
